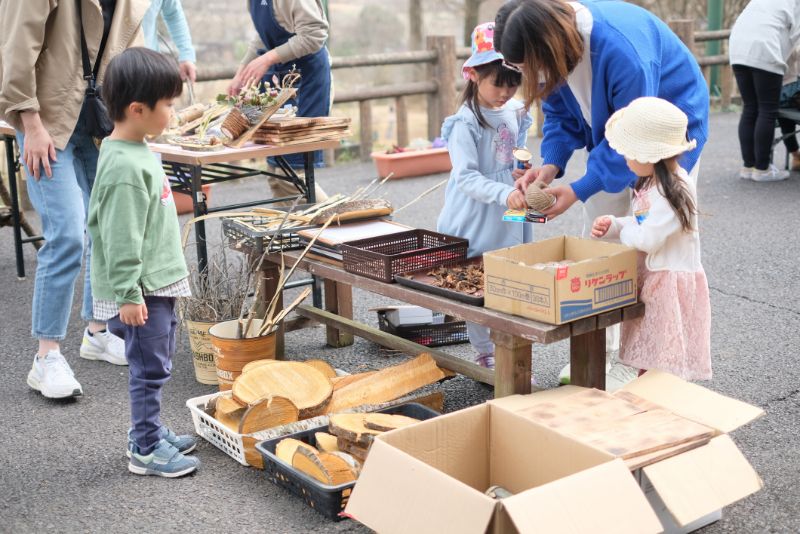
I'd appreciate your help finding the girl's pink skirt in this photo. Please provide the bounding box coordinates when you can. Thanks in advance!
[620,265,712,380]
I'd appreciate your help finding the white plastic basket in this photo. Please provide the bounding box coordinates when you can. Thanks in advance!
[186,391,251,466]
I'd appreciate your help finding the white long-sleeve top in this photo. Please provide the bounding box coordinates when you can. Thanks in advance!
[605,167,702,273]
[729,0,800,76]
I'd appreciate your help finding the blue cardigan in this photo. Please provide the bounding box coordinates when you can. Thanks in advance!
[541,0,709,202]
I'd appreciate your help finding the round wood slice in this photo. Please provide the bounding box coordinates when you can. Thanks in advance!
[305,359,337,379]
[238,396,299,434]
[292,448,356,486]
[363,413,420,432]
[328,451,361,478]
[241,358,280,375]
[328,413,381,447]
[276,438,318,465]
[314,432,340,453]
[232,361,332,417]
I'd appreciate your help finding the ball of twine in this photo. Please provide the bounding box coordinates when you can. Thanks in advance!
[525,182,555,212]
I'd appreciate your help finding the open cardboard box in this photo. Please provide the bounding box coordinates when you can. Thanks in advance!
[346,372,764,533]
[483,236,638,324]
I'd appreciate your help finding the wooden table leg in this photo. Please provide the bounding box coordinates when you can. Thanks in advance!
[324,279,354,348]
[259,263,285,359]
[570,329,606,390]
[491,330,532,397]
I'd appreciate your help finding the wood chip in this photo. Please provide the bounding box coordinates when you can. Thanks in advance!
[363,413,420,432]
[315,432,340,453]
[232,361,333,418]
[238,396,299,434]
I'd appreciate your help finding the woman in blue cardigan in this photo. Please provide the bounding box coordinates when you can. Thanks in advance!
[495,0,709,389]
[496,0,708,223]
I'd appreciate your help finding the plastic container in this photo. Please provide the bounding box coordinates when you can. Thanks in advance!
[376,310,469,347]
[340,229,468,283]
[256,403,440,520]
[186,391,252,467]
[371,148,451,179]
[173,184,212,215]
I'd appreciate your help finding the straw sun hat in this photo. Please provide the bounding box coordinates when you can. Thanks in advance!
[605,97,697,163]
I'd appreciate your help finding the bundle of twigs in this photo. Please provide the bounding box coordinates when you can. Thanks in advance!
[182,254,253,323]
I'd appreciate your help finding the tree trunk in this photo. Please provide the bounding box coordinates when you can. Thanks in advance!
[463,0,484,48]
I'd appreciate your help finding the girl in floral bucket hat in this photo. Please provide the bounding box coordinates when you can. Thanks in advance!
[437,22,535,374]
[592,97,711,381]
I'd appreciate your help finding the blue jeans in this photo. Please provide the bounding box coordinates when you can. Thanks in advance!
[108,297,177,455]
[16,110,97,340]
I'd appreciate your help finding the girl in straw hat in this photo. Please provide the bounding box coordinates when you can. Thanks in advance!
[437,22,533,370]
[592,97,711,380]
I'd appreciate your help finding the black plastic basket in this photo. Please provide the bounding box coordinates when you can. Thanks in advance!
[376,310,469,347]
[256,403,440,521]
[339,229,468,283]
[222,211,317,255]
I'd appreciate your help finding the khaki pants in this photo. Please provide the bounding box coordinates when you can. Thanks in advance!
[267,164,329,207]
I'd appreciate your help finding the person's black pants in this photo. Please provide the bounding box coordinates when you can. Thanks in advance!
[733,64,784,169]
[778,117,799,154]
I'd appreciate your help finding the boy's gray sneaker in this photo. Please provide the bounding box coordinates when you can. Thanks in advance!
[128,439,199,478]
[126,427,196,458]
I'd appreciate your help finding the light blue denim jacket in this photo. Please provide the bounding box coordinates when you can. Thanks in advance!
[436,100,534,257]
[142,0,196,63]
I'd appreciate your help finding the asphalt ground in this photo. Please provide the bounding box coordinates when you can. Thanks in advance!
[0,111,798,533]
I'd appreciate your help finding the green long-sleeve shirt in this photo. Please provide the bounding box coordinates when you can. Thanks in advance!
[88,139,188,305]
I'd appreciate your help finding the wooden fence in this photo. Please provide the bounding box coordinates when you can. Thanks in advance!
[197,20,734,163]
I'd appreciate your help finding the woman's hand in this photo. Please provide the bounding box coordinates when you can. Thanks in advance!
[592,216,612,238]
[514,163,559,192]
[228,50,279,95]
[179,61,197,83]
[20,112,56,180]
[506,189,527,210]
[540,184,578,219]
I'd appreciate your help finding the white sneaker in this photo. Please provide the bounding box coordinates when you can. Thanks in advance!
[558,360,612,385]
[80,328,127,366]
[606,361,639,392]
[27,350,83,398]
[738,167,753,180]
[751,164,789,182]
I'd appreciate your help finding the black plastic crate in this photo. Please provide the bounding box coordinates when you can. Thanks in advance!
[256,403,440,521]
[222,207,317,255]
[377,310,469,347]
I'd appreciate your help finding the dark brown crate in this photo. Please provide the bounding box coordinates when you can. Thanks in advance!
[339,229,468,283]
[377,311,469,347]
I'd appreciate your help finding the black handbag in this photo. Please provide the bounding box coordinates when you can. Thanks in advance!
[77,0,114,138]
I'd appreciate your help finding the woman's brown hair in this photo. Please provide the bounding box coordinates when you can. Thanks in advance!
[635,158,697,233]
[494,0,584,105]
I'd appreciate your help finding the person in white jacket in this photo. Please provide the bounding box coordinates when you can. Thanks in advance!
[592,98,711,380]
[729,0,800,181]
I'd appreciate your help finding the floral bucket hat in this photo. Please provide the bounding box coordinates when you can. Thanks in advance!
[462,22,505,80]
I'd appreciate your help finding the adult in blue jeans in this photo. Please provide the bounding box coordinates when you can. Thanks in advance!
[228,0,331,205]
[0,0,146,398]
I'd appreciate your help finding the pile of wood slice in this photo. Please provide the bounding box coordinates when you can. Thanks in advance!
[207,354,448,468]
[276,412,421,485]
[252,116,351,146]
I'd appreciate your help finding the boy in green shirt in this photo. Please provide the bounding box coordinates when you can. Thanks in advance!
[88,47,199,477]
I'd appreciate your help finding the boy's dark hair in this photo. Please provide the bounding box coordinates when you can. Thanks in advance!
[461,60,522,129]
[102,47,183,122]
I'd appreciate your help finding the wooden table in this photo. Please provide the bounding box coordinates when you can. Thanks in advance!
[261,249,644,397]
[150,140,340,276]
[1,120,44,279]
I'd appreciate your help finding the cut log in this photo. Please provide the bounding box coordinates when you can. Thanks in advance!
[329,451,361,477]
[238,396,299,434]
[305,359,337,379]
[276,438,318,465]
[315,432,340,453]
[364,413,420,432]
[215,395,247,418]
[232,361,333,418]
[337,437,369,463]
[329,413,381,447]
[241,358,280,374]
[242,436,264,469]
[331,371,377,391]
[291,447,356,486]
[324,354,446,413]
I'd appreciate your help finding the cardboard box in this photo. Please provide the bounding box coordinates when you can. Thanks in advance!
[483,236,638,325]
[346,372,764,534]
